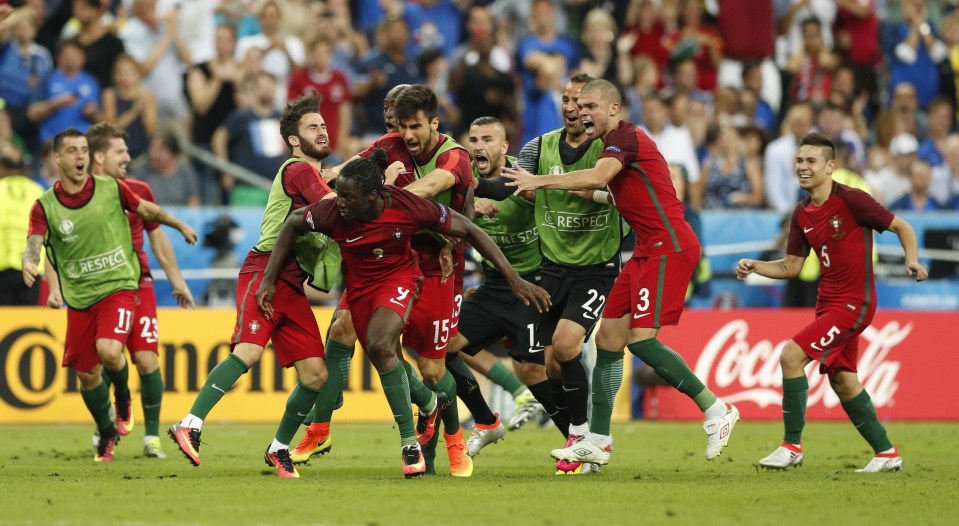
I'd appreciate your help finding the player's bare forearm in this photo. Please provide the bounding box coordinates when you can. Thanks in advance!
[502,157,621,193]
[888,216,928,281]
[736,255,804,280]
[402,170,455,198]
[136,201,198,244]
[23,234,43,268]
[149,228,194,306]
[263,210,306,285]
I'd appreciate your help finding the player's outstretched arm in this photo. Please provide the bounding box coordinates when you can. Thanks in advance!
[148,228,195,308]
[736,254,806,281]
[887,216,928,282]
[402,169,455,199]
[446,210,551,313]
[256,208,308,319]
[135,200,198,245]
[21,234,43,287]
[502,157,622,193]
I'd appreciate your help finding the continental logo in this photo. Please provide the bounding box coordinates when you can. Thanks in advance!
[62,246,128,278]
[0,324,381,412]
[541,210,612,232]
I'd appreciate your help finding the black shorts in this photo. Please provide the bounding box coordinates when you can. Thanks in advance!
[456,273,545,364]
[535,258,620,346]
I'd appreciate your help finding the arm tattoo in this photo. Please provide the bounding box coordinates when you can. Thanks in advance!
[777,261,788,273]
[24,235,43,265]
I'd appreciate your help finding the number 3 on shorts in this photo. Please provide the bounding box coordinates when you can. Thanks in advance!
[114,308,133,334]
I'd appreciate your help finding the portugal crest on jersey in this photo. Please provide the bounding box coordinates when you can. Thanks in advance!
[830,214,845,240]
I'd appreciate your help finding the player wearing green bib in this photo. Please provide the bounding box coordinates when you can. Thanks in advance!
[23,128,198,462]
[514,74,626,474]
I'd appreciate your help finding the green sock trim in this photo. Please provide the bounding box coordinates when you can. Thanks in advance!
[841,389,893,453]
[139,369,163,436]
[590,349,624,436]
[627,338,714,409]
[103,361,130,400]
[189,353,249,420]
[402,360,434,409]
[81,379,114,430]
[782,376,809,445]
[275,380,321,445]
[380,363,415,443]
[427,371,459,434]
[312,339,354,424]
[488,361,525,397]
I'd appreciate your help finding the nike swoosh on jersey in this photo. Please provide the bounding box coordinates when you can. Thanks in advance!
[346,236,364,243]
[803,227,813,233]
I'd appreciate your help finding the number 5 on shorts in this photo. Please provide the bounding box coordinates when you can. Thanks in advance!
[809,325,840,352]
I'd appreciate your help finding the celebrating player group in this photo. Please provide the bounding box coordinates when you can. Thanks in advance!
[25,78,925,478]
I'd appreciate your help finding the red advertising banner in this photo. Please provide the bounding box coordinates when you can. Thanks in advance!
[646,310,956,421]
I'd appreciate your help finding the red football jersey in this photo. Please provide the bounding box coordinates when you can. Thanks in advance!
[123,178,161,279]
[600,120,700,256]
[787,182,894,308]
[301,186,453,296]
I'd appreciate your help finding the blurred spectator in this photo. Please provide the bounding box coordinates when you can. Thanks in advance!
[491,0,569,54]
[0,6,52,153]
[817,101,864,170]
[120,0,191,121]
[27,38,99,144]
[353,17,420,139]
[101,53,157,159]
[741,61,778,133]
[516,0,577,145]
[886,81,927,138]
[866,132,918,206]
[577,8,623,86]
[930,134,959,204]
[161,0,219,67]
[740,125,769,175]
[890,160,942,211]
[701,123,764,209]
[0,150,44,305]
[833,0,881,108]
[187,23,238,203]
[234,0,304,111]
[33,140,59,189]
[212,71,285,206]
[664,57,712,106]
[276,0,313,45]
[72,0,124,90]
[943,13,959,121]
[130,131,201,207]
[288,35,352,161]
[918,97,955,167]
[641,94,702,209]
[786,16,838,105]
[775,0,836,71]
[0,103,24,156]
[764,101,813,213]
[664,0,723,92]
[716,0,780,113]
[313,1,366,85]
[619,0,669,86]
[831,141,871,192]
[418,48,459,134]
[215,0,260,39]
[669,156,711,303]
[449,5,517,139]
[888,0,948,110]
[403,0,462,58]
[622,55,659,125]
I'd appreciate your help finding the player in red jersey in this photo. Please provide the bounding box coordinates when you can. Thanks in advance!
[168,91,337,478]
[503,79,738,466]
[81,123,195,458]
[23,128,198,462]
[737,132,927,472]
[257,150,550,477]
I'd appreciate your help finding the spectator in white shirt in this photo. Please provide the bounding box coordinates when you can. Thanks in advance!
[763,101,814,213]
[234,1,305,111]
[641,93,703,208]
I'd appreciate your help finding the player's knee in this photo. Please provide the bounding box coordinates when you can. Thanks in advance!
[517,362,547,385]
[77,370,102,391]
[330,314,356,343]
[551,330,585,361]
[448,334,468,354]
[366,339,397,370]
[779,341,807,375]
[97,342,125,369]
[131,351,159,375]
[418,358,444,384]
[300,364,328,390]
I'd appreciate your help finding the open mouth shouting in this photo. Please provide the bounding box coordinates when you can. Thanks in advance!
[581,115,596,137]
[474,151,490,173]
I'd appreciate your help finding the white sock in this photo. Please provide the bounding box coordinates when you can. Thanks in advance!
[144,435,159,445]
[269,438,287,454]
[569,423,589,437]
[180,414,203,430]
[704,399,727,420]
[879,447,897,455]
[588,432,612,448]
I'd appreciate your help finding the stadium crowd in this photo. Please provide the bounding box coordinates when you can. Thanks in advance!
[1,0,958,211]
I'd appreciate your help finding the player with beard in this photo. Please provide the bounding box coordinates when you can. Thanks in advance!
[79,123,195,459]
[289,83,412,465]
[168,90,339,479]
[256,150,550,477]
[503,79,739,468]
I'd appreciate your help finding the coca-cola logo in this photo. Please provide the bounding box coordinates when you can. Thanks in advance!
[694,320,909,409]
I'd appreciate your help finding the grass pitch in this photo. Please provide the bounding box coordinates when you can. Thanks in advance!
[2,421,957,526]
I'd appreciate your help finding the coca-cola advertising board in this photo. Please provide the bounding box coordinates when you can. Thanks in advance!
[647,310,957,421]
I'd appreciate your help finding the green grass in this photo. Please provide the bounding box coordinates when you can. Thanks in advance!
[2,421,957,526]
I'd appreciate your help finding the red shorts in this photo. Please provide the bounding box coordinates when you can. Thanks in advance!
[336,289,350,311]
[403,275,454,359]
[603,247,699,328]
[450,270,464,339]
[348,277,420,351]
[792,302,876,374]
[64,290,139,372]
[128,279,159,353]
[230,272,324,367]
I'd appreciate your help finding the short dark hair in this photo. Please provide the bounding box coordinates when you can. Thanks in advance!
[53,128,86,152]
[800,16,822,32]
[155,130,181,156]
[393,84,439,122]
[471,116,503,128]
[86,122,127,156]
[341,148,388,195]
[56,38,83,56]
[280,89,322,152]
[798,132,835,161]
[569,73,595,85]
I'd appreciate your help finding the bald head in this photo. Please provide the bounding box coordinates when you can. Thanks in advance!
[581,79,622,106]
[384,84,412,132]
